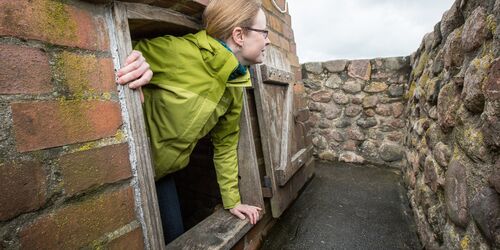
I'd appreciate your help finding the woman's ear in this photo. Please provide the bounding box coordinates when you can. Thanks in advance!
[231,27,245,48]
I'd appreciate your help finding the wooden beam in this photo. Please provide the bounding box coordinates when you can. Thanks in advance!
[124,2,201,31]
[238,91,266,210]
[166,209,252,250]
[111,2,166,249]
[260,64,295,85]
[276,145,313,186]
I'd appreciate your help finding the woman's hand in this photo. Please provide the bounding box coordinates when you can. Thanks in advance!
[229,204,262,225]
[116,50,152,89]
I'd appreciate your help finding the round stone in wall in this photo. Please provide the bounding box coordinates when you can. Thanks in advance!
[437,83,461,132]
[338,151,365,164]
[312,135,328,150]
[303,79,322,90]
[461,7,489,52]
[324,103,342,119]
[379,141,403,162]
[323,60,347,73]
[470,187,499,245]
[332,92,350,104]
[342,80,363,94]
[364,82,388,93]
[462,56,489,114]
[308,102,324,112]
[311,90,333,103]
[347,60,372,81]
[319,151,337,161]
[325,74,342,89]
[388,84,404,97]
[433,142,452,168]
[443,28,464,69]
[356,117,378,128]
[335,118,351,128]
[304,62,323,74]
[445,159,469,228]
[345,105,362,117]
[362,95,378,108]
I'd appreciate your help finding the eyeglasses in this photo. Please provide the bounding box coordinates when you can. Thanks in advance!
[243,27,269,39]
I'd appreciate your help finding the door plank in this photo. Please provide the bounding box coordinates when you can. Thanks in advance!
[238,91,265,210]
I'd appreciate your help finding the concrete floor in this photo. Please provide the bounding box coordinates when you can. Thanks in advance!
[261,161,422,250]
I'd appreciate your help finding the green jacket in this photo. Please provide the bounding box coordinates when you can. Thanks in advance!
[134,30,251,209]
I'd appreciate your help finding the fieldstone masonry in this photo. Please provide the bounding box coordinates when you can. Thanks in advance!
[303,57,411,168]
[402,0,500,248]
[303,0,499,248]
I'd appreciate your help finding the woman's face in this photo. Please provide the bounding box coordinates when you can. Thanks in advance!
[240,9,270,65]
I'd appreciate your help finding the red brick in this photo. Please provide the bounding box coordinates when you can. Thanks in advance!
[60,143,132,196]
[19,187,136,250]
[289,41,297,54]
[0,44,52,94]
[287,53,299,67]
[0,161,47,221]
[107,228,144,250]
[0,0,109,51]
[268,14,283,33]
[279,36,290,52]
[12,100,122,152]
[268,30,280,48]
[283,24,294,40]
[56,52,116,94]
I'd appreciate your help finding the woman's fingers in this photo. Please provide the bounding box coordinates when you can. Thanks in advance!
[229,208,246,220]
[229,204,262,224]
[117,54,145,80]
[117,61,150,86]
[128,67,152,89]
[241,205,260,224]
[125,50,142,66]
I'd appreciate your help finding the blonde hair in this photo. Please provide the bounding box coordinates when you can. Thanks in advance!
[203,0,262,41]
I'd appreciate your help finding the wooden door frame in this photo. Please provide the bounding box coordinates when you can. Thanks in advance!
[108,2,264,249]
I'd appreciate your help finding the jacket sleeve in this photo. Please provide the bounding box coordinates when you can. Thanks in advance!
[210,88,244,209]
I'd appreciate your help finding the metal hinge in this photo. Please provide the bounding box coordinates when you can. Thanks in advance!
[262,176,273,198]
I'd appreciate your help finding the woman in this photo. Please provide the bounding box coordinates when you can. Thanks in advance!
[116,0,269,243]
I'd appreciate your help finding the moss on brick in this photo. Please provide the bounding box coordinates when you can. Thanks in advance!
[41,0,78,44]
[57,98,94,139]
[55,52,97,98]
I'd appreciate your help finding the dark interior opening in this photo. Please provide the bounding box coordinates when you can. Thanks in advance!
[173,136,222,230]
[129,19,198,40]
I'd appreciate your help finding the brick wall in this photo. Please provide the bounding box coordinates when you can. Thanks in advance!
[0,0,143,249]
[0,0,304,249]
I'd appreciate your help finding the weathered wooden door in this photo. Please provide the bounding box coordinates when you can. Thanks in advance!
[252,48,314,218]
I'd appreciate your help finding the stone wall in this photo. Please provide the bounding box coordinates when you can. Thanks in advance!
[402,0,499,248]
[302,57,411,168]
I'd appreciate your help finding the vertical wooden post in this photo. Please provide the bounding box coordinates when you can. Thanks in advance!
[110,2,166,249]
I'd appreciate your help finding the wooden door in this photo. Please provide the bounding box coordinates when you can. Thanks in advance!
[252,48,314,218]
